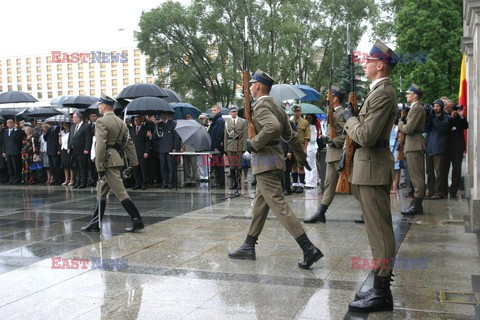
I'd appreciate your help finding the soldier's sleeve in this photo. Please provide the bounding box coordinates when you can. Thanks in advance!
[398,107,424,134]
[250,105,282,151]
[345,91,392,147]
[95,120,107,172]
[223,121,228,149]
[332,112,346,146]
[124,125,139,167]
[281,119,307,164]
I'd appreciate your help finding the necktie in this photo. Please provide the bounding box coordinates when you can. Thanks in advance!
[74,124,80,136]
[9,129,12,137]
[136,126,140,135]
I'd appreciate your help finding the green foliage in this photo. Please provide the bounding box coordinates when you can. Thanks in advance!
[137,0,378,110]
[392,0,463,104]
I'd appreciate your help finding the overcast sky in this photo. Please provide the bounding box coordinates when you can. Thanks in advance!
[1,0,371,58]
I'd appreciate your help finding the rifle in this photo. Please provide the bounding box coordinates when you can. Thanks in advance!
[242,17,255,139]
[328,53,336,140]
[396,76,405,161]
[336,24,358,194]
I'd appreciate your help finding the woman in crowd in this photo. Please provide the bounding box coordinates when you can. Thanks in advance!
[304,114,318,189]
[21,126,39,185]
[60,122,74,186]
[40,123,52,184]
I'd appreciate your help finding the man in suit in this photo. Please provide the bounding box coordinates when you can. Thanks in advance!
[69,112,92,189]
[0,120,8,184]
[304,85,346,223]
[81,94,144,233]
[228,69,323,270]
[130,115,151,190]
[154,112,180,189]
[224,106,247,189]
[45,121,62,184]
[87,112,98,187]
[208,105,225,187]
[343,40,399,313]
[398,83,426,215]
[2,119,26,184]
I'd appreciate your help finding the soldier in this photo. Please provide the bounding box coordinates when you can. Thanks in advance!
[228,70,323,269]
[81,94,144,233]
[289,104,310,193]
[304,85,346,223]
[224,106,247,189]
[398,83,426,215]
[343,40,399,312]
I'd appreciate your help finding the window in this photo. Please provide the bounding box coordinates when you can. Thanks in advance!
[36,66,41,73]
[26,58,31,65]
[16,58,21,65]
[101,80,106,86]
[36,57,41,64]
[79,90,85,95]
[89,63,95,69]
[48,92,53,98]
[37,83,42,90]
[123,78,129,85]
[134,78,141,84]
[68,73,73,80]
[68,90,73,95]
[68,64,73,71]
[78,64,83,70]
[134,59,140,66]
[68,82,73,88]
[37,75,42,81]
[57,74,63,80]
[8,85,13,91]
[111,70,117,76]
[47,83,52,89]
[89,80,95,87]
[111,61,117,68]
[57,64,62,71]
[100,70,106,77]
[47,74,52,81]
[17,67,22,73]
[78,72,84,79]
[112,79,117,86]
[7,68,12,75]
[112,88,118,96]
[134,68,140,75]
[90,89,96,96]
[27,75,32,82]
[89,71,95,78]
[26,67,31,73]
[58,83,63,89]
[146,77,153,83]
[100,63,106,69]
[123,69,128,76]
[27,84,32,91]
[79,81,84,88]
[134,49,140,57]
[47,65,52,72]
[38,92,42,99]
[47,56,52,63]
[58,91,63,96]
[17,76,22,82]
[7,59,11,66]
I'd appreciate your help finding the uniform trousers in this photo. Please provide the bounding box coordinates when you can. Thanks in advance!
[320,160,340,206]
[405,151,425,198]
[99,167,129,202]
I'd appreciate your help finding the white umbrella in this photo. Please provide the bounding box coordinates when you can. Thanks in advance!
[174,120,211,151]
[269,84,306,103]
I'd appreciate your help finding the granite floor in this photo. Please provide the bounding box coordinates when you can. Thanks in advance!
[0,180,478,319]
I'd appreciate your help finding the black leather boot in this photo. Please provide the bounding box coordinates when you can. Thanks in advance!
[349,275,393,312]
[401,197,423,215]
[81,200,107,232]
[229,169,238,190]
[296,233,324,269]
[121,198,145,232]
[304,204,328,223]
[228,235,257,260]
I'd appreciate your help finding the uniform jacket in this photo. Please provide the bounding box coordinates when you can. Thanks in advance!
[130,123,151,158]
[224,117,247,152]
[44,125,61,156]
[250,96,307,175]
[153,119,180,154]
[291,117,310,147]
[68,122,92,156]
[425,112,449,156]
[208,113,225,151]
[2,127,26,156]
[345,78,397,186]
[95,112,138,171]
[325,106,346,162]
[397,101,426,152]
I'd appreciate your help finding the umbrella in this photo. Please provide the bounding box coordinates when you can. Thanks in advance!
[45,115,71,123]
[50,96,73,108]
[0,91,38,104]
[113,98,130,115]
[286,103,324,115]
[174,119,211,151]
[24,108,64,118]
[172,103,201,120]
[295,84,321,102]
[206,107,229,116]
[62,95,99,109]
[0,115,4,123]
[117,83,168,100]
[270,84,306,103]
[125,97,174,115]
[0,108,20,120]
[85,101,100,116]
[162,88,182,103]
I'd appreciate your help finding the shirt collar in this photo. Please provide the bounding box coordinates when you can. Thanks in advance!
[369,77,389,90]
[334,105,342,111]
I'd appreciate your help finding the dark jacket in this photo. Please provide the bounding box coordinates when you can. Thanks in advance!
[45,125,61,156]
[2,127,26,156]
[425,112,450,156]
[446,115,468,154]
[130,124,151,158]
[68,122,92,156]
[154,120,180,154]
[208,113,225,151]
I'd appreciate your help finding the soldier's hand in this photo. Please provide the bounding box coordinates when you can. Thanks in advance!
[343,107,354,122]
[246,140,255,153]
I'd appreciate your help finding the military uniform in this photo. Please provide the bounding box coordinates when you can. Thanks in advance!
[81,95,144,233]
[398,84,426,215]
[228,70,323,270]
[290,105,311,192]
[224,107,247,189]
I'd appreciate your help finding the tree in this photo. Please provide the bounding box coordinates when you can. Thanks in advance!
[392,0,463,103]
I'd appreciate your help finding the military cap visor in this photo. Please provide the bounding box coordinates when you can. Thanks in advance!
[367,40,400,66]
[229,106,238,112]
[330,85,347,100]
[99,95,116,106]
[405,83,424,96]
[249,69,275,87]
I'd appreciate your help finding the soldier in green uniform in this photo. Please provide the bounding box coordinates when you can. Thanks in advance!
[228,70,323,269]
[290,104,310,193]
[343,41,399,312]
[398,83,426,215]
[81,94,144,233]
[224,106,247,189]
[304,85,346,223]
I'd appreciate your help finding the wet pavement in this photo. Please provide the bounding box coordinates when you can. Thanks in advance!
[0,181,478,319]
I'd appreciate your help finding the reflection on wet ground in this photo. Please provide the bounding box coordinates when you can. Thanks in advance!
[0,184,478,319]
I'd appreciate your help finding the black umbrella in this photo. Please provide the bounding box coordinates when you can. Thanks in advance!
[26,108,64,118]
[62,95,99,109]
[0,108,20,120]
[0,115,5,123]
[85,101,101,116]
[113,98,130,115]
[117,83,169,100]
[161,88,182,103]
[0,91,38,104]
[50,95,73,108]
[125,97,174,115]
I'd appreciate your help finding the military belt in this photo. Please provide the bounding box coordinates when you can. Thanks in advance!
[356,139,389,149]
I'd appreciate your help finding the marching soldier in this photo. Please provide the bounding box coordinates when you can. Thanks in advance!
[224,106,247,189]
[81,94,144,233]
[228,70,323,269]
[343,40,399,312]
[398,83,426,215]
[304,85,346,223]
